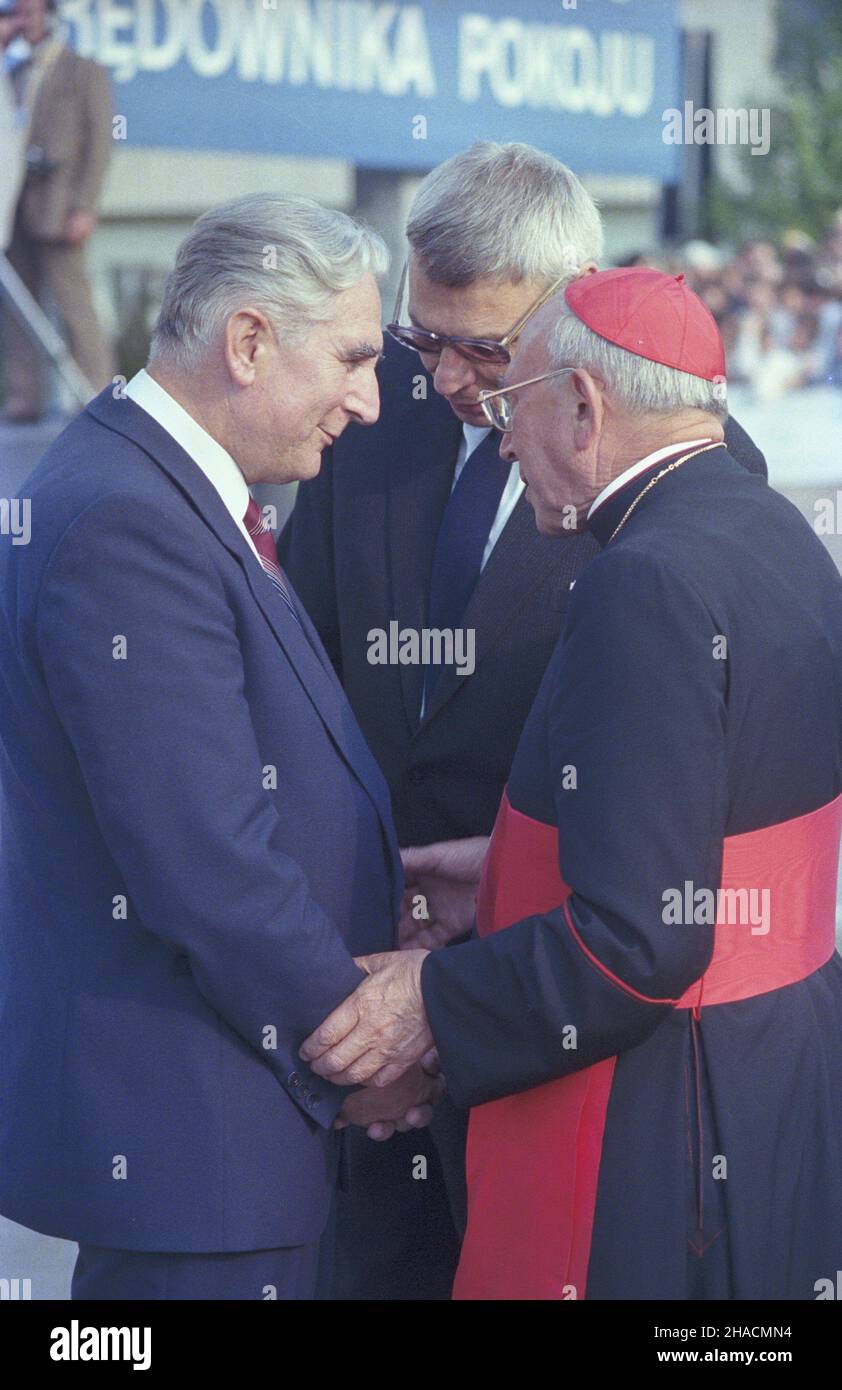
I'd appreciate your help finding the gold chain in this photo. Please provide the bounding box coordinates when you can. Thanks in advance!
[606,443,721,545]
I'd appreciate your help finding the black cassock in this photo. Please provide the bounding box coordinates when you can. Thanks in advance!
[422,443,842,1300]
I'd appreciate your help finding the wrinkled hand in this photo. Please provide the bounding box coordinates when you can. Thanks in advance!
[398,836,489,950]
[334,1053,445,1141]
[300,950,433,1087]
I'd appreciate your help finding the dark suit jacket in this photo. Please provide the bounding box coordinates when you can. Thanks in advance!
[279,338,768,847]
[0,388,401,1252]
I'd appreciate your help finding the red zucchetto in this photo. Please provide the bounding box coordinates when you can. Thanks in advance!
[564,267,726,381]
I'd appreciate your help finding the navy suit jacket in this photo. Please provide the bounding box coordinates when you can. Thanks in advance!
[0,388,401,1252]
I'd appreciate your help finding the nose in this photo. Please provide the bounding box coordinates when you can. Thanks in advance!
[347,364,381,426]
[432,345,477,401]
[498,429,517,464]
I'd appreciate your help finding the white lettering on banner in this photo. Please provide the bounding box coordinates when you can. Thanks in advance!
[458,16,654,115]
[97,0,135,73]
[62,0,437,96]
[61,0,654,116]
[187,1,238,80]
[136,0,183,74]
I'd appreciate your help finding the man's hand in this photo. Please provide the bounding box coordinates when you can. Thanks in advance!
[300,950,433,1087]
[63,211,98,245]
[398,836,489,950]
[334,1055,445,1141]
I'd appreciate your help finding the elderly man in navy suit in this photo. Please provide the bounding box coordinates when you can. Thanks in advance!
[0,193,440,1301]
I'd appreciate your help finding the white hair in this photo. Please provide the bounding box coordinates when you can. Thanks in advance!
[405,141,604,287]
[548,296,728,421]
[151,193,388,367]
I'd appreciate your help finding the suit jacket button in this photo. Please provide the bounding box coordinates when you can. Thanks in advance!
[287,1071,300,1087]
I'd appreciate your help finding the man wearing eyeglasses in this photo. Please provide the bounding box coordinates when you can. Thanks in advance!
[279,141,767,1301]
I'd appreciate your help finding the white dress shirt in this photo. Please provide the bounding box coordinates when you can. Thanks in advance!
[587,438,717,521]
[124,368,260,561]
[454,424,525,571]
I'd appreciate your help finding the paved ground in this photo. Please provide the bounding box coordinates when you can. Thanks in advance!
[2,394,841,1298]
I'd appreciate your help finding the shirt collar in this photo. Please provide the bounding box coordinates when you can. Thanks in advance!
[124,368,252,537]
[587,439,716,523]
[585,438,721,548]
[462,421,492,459]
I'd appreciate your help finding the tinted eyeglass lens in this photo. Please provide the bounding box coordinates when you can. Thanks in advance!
[386,325,510,364]
[386,326,438,353]
[459,342,511,365]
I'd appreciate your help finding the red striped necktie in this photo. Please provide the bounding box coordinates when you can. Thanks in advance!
[243,498,300,625]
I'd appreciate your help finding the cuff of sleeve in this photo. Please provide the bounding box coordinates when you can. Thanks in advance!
[420,946,473,1106]
[283,1059,349,1131]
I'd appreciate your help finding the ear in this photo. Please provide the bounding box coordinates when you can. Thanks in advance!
[570,368,603,450]
[223,308,274,387]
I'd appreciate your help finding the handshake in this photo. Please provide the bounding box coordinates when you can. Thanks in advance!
[303,835,490,1143]
[334,1046,444,1142]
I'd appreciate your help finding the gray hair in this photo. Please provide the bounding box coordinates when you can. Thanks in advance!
[548,297,728,420]
[405,141,604,287]
[151,193,388,366]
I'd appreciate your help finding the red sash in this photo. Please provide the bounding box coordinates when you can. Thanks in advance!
[452,791,842,1301]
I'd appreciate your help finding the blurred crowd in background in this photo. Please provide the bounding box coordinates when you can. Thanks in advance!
[625,219,842,400]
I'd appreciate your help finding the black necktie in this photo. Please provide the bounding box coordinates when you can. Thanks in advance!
[423,430,510,706]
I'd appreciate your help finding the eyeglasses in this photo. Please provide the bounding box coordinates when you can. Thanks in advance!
[478,368,575,432]
[385,261,570,366]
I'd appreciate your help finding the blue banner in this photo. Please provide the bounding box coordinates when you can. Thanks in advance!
[63,0,681,177]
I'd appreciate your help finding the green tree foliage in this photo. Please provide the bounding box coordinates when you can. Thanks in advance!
[708,0,842,242]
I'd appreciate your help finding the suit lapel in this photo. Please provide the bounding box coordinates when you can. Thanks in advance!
[86,390,400,885]
[420,490,583,727]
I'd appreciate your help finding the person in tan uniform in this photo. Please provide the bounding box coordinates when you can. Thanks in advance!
[1,0,115,420]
